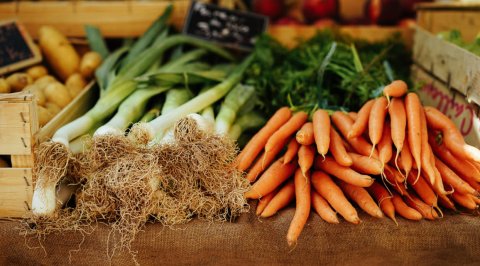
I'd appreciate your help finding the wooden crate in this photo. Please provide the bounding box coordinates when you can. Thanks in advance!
[417,2,480,42]
[0,83,96,217]
[0,0,191,38]
[412,65,480,148]
[413,26,480,106]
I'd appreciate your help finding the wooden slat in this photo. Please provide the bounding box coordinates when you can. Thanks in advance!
[416,2,480,10]
[35,81,97,143]
[268,25,413,49]
[0,1,190,38]
[0,168,33,218]
[11,155,34,168]
[0,124,32,155]
[413,26,480,106]
[417,9,480,42]
[0,102,31,125]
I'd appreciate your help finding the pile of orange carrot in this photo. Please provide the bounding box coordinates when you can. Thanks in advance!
[236,80,480,246]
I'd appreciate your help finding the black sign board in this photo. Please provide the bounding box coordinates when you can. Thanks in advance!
[0,20,41,75]
[183,1,268,51]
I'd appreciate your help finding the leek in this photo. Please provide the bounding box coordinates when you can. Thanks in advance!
[215,84,255,134]
[228,112,266,140]
[51,35,235,147]
[140,98,164,122]
[138,54,254,143]
[161,88,193,114]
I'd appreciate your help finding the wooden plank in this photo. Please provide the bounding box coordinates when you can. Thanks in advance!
[11,155,33,168]
[0,124,32,155]
[268,25,413,49]
[416,2,480,10]
[413,26,480,106]
[417,9,480,42]
[0,168,33,218]
[412,65,480,148]
[0,1,190,38]
[35,81,97,143]
[0,102,31,125]
[0,2,15,14]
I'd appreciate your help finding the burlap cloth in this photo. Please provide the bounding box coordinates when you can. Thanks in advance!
[1,206,479,265]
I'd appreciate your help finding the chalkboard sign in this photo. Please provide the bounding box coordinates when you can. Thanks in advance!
[183,1,268,51]
[0,20,41,75]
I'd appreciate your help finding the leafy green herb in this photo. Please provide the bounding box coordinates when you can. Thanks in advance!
[245,30,411,116]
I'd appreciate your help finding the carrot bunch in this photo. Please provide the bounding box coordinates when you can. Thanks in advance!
[236,80,480,247]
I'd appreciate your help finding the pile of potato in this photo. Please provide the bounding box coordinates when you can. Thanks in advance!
[0,26,102,127]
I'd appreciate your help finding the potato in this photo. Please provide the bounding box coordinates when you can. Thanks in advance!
[0,78,10,93]
[80,51,102,79]
[34,75,57,90]
[6,73,33,92]
[66,73,87,98]
[37,105,54,127]
[23,84,46,106]
[45,102,62,116]
[44,82,72,108]
[26,65,48,80]
[38,26,80,81]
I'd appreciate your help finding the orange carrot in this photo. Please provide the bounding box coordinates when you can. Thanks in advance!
[368,97,389,157]
[419,108,436,185]
[399,137,413,179]
[438,193,456,210]
[245,157,296,199]
[384,165,409,196]
[470,194,480,205]
[331,111,379,158]
[286,168,311,246]
[330,127,353,167]
[424,106,480,163]
[389,97,407,173]
[311,190,339,224]
[237,107,292,171]
[348,99,375,138]
[256,190,277,216]
[451,191,477,210]
[348,112,358,121]
[378,121,393,169]
[298,145,315,177]
[429,134,480,183]
[261,180,295,218]
[391,193,422,221]
[265,112,309,157]
[407,170,437,207]
[366,181,396,223]
[246,139,286,182]
[314,156,374,187]
[312,109,330,157]
[348,152,382,175]
[296,122,314,146]
[383,80,408,104]
[338,180,383,218]
[283,138,300,165]
[404,193,438,220]
[435,157,478,196]
[405,93,422,180]
[311,171,360,224]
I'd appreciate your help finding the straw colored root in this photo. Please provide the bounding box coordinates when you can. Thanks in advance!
[24,116,250,259]
[35,142,71,185]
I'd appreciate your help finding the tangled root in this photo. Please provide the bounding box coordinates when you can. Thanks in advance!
[35,142,71,185]
[26,116,250,261]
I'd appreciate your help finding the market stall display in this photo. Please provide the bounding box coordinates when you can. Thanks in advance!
[0,0,479,265]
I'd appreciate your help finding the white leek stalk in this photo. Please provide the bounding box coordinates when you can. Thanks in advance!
[228,112,266,140]
[141,55,254,143]
[215,84,255,134]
